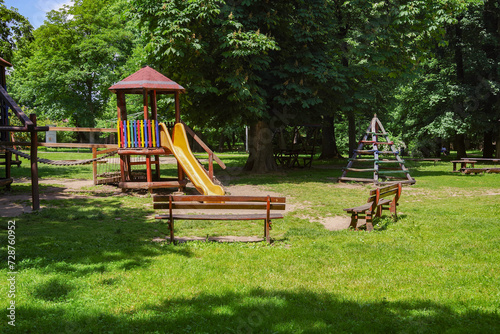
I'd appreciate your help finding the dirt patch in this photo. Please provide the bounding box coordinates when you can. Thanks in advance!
[298,214,351,231]
[152,236,266,243]
[1,178,123,217]
[318,216,351,230]
[0,178,292,217]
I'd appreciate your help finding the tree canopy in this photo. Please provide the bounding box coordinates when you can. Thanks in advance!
[5,0,500,166]
[9,0,134,130]
[0,0,32,62]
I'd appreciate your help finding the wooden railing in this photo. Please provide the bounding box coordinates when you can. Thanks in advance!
[181,121,226,180]
[2,120,226,183]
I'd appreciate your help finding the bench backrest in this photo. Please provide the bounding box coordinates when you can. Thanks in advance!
[153,195,286,211]
[367,183,402,209]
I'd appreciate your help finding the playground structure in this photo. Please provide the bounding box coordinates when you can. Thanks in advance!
[1,62,226,211]
[0,57,48,210]
[338,114,415,185]
[108,66,225,195]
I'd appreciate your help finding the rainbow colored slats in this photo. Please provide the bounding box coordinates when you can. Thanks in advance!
[118,120,161,148]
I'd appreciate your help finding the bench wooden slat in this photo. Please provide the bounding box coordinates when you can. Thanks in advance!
[344,202,372,213]
[156,213,284,220]
[343,198,391,213]
[369,183,399,195]
[154,203,286,210]
[369,188,398,200]
[153,195,286,203]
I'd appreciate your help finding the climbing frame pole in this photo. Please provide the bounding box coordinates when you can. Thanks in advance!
[150,90,161,179]
[29,114,39,210]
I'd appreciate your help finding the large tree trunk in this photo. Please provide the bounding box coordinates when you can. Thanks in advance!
[455,134,467,159]
[483,131,494,158]
[453,17,468,160]
[484,0,500,159]
[320,115,342,159]
[347,112,356,157]
[243,121,277,173]
[496,126,500,159]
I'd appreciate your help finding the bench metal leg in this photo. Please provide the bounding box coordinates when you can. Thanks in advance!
[366,213,374,232]
[264,219,271,244]
[349,213,358,230]
[168,219,175,243]
[390,202,398,220]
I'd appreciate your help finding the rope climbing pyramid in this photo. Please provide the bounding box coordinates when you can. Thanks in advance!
[338,114,416,185]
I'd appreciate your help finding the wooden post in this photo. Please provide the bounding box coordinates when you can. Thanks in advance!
[151,90,157,120]
[209,153,214,181]
[120,155,126,182]
[5,148,11,190]
[117,91,127,120]
[29,114,39,210]
[92,147,97,185]
[150,90,161,181]
[143,88,149,121]
[265,195,271,243]
[175,91,180,123]
[146,155,152,182]
[176,112,184,189]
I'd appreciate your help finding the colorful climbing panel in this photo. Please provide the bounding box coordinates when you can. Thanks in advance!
[117,119,160,149]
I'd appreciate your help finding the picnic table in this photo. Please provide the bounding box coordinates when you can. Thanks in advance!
[451,160,476,172]
[460,158,500,166]
[405,158,441,165]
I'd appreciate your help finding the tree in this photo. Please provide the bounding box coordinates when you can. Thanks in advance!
[393,1,500,159]
[131,0,339,172]
[0,0,32,62]
[326,0,477,158]
[9,0,134,134]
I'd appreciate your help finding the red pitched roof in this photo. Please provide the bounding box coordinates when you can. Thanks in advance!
[0,57,12,67]
[109,66,184,94]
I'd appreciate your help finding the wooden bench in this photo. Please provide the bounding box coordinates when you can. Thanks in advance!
[451,160,476,172]
[343,183,402,231]
[461,167,500,175]
[154,195,286,244]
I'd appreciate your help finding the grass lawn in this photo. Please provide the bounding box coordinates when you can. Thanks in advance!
[1,152,500,333]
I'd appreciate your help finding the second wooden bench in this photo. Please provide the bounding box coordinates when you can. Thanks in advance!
[343,183,402,231]
[154,195,286,243]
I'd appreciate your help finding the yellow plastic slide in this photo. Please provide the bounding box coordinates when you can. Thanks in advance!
[159,122,225,196]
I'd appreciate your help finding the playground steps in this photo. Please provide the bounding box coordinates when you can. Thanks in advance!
[337,114,415,185]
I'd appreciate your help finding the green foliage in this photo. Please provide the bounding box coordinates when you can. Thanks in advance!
[9,0,135,128]
[0,0,32,62]
[393,1,500,156]
[130,0,344,128]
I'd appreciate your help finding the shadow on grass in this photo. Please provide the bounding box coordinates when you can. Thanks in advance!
[12,289,500,333]
[9,197,193,275]
[217,165,344,187]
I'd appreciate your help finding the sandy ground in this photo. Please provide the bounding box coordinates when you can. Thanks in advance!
[0,177,352,238]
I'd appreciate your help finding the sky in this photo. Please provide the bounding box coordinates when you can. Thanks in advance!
[3,0,73,29]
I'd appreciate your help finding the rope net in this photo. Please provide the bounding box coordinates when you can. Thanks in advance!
[2,146,118,166]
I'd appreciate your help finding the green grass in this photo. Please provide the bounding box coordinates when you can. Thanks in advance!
[1,153,500,333]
